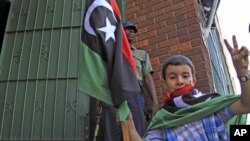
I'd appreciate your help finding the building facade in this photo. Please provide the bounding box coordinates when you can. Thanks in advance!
[0,0,235,140]
[123,0,234,104]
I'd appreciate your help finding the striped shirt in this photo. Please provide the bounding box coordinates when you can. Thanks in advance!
[144,106,233,141]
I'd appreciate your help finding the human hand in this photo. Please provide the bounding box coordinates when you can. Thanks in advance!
[126,114,143,141]
[224,35,249,76]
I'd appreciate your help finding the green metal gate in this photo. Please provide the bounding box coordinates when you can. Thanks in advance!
[0,0,89,140]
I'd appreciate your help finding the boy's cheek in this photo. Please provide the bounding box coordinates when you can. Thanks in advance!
[166,87,175,93]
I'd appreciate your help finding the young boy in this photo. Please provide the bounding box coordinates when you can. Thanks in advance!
[127,35,250,141]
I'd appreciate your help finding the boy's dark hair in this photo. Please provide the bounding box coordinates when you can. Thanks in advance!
[162,55,195,80]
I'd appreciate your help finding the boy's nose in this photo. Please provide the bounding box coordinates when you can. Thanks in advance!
[177,77,184,85]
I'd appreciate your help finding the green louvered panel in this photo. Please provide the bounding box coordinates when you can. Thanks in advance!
[0,0,89,140]
[6,0,83,32]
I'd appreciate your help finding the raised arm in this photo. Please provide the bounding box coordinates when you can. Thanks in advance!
[224,35,250,115]
[143,51,159,116]
[144,73,159,115]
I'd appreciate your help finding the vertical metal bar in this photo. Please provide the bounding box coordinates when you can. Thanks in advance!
[18,0,32,139]
[85,114,89,141]
[41,0,56,139]
[6,0,25,138]
[76,0,84,138]
[40,0,50,139]
[30,0,42,139]
[0,0,22,138]
[52,0,65,139]
[63,0,73,138]
[30,0,49,139]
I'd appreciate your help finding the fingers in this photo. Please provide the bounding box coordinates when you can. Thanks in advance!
[224,35,249,73]
[126,113,134,126]
[224,36,241,68]
[232,35,238,49]
[224,39,233,53]
[224,35,240,54]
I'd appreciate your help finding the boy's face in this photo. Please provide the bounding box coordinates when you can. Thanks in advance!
[164,64,196,93]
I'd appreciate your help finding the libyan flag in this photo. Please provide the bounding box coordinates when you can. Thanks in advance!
[79,0,140,121]
[146,95,247,135]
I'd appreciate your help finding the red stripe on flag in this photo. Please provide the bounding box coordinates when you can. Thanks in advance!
[111,0,121,19]
[121,29,138,73]
[110,0,138,74]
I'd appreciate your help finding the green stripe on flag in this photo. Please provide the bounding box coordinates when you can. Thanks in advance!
[146,95,241,133]
[118,101,130,122]
[79,43,112,105]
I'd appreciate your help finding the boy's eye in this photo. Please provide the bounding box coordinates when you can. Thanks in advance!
[169,76,176,79]
[183,75,190,78]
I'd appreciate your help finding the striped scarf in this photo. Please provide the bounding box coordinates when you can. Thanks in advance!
[163,85,220,113]
[145,87,243,134]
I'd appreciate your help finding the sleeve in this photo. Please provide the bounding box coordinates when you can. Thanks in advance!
[144,129,164,141]
[143,51,153,74]
[217,106,234,123]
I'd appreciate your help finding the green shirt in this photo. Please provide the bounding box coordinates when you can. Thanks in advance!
[131,45,153,81]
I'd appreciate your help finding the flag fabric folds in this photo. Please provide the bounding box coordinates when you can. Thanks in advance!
[146,90,246,134]
[79,0,140,120]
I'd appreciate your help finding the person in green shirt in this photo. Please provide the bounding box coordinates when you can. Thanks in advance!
[94,21,159,141]
[123,21,159,136]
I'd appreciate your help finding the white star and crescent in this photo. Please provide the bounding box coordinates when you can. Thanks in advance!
[97,17,116,42]
[84,0,117,42]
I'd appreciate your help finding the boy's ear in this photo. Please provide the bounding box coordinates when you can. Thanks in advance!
[192,77,197,86]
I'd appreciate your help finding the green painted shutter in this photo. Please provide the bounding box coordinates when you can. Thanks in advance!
[0,0,89,140]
